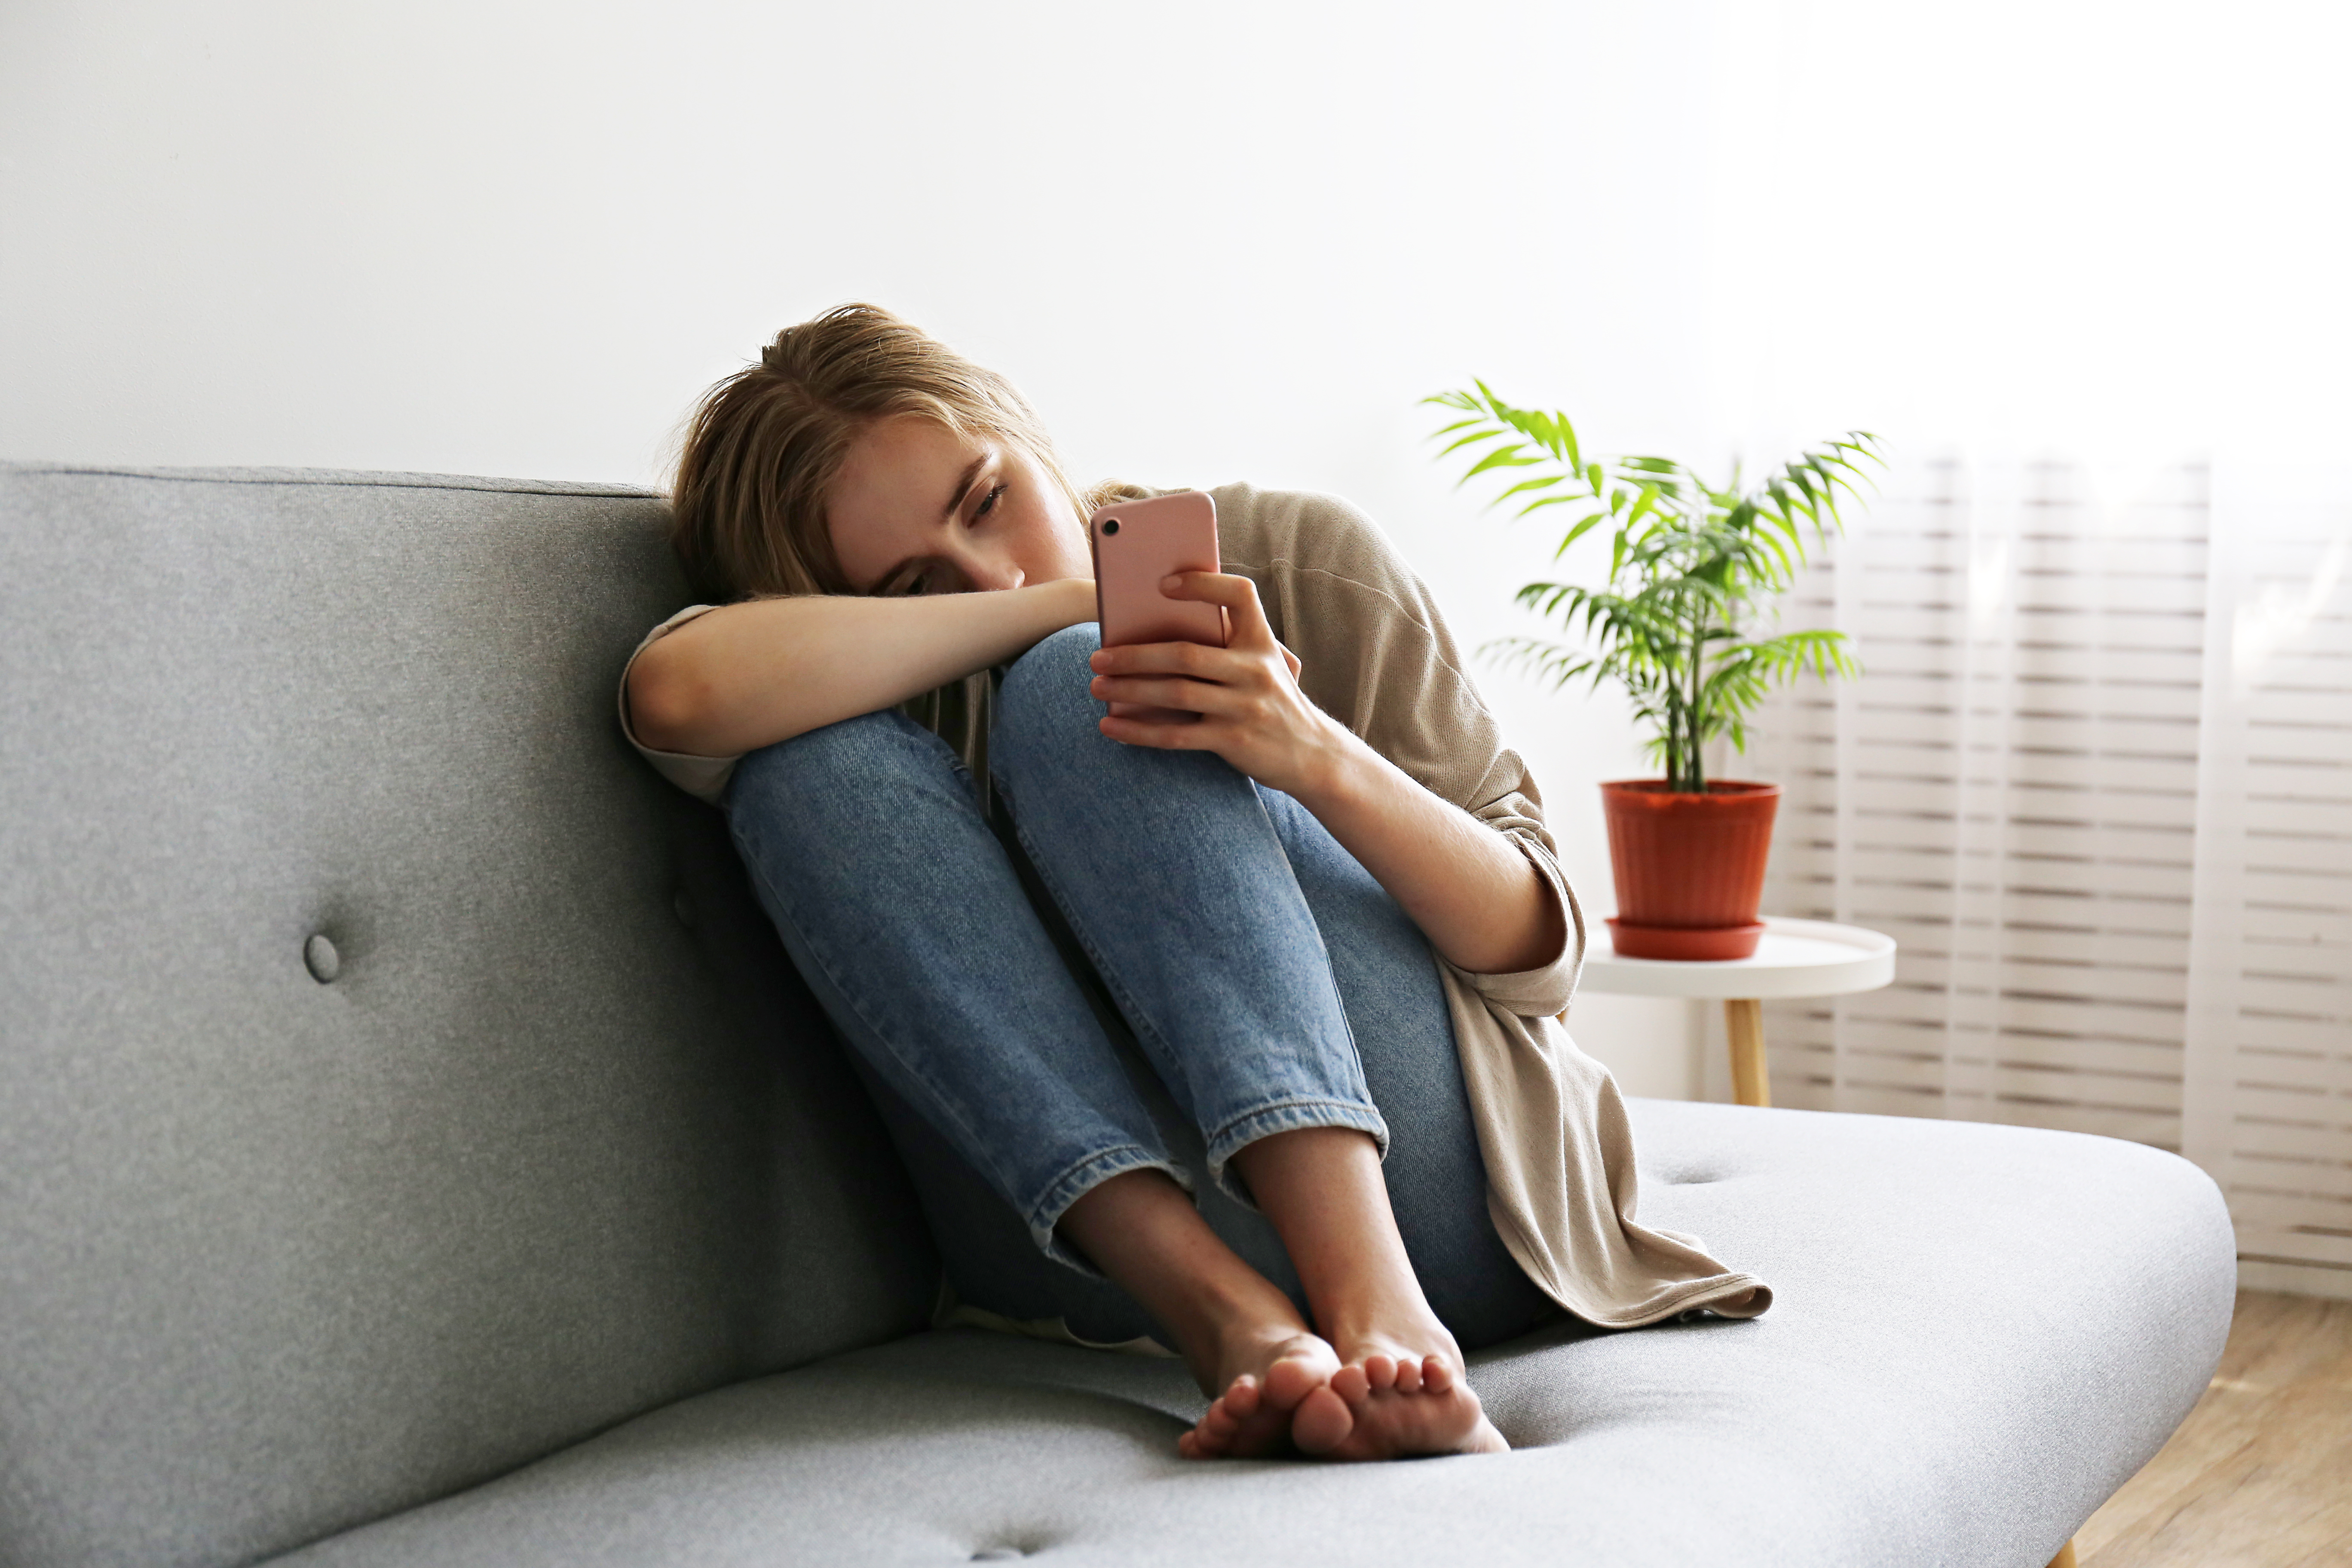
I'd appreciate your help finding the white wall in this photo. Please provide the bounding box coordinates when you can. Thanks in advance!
[1700,0,2352,468]
[0,0,1711,1093]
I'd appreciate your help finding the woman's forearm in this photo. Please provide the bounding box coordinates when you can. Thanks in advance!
[629,577,1096,757]
[1291,728,1568,977]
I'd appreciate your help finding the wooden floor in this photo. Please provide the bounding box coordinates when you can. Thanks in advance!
[2078,1291,2352,1568]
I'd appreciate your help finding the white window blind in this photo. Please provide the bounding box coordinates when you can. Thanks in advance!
[2184,473,2352,1284]
[1742,457,2352,1289]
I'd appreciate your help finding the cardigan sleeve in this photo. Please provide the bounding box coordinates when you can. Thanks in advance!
[1210,484,1586,1018]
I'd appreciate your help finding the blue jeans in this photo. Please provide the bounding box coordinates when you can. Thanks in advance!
[727,625,1552,1351]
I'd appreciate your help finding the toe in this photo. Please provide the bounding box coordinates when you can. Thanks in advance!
[1362,1354,1398,1392]
[1262,1353,1325,1413]
[1422,1356,1456,1393]
[1222,1376,1262,1422]
[1331,1364,1371,1404]
[1291,1384,1354,1455]
[1394,1356,1423,1394]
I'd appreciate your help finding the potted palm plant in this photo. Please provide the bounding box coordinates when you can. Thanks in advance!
[1427,383,1881,960]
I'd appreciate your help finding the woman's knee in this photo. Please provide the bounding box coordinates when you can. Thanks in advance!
[993,622,1114,782]
[998,622,1103,735]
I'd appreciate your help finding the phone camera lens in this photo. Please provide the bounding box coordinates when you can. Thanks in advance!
[1102,519,1121,536]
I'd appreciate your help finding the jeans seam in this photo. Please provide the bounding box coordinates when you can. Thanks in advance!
[730,807,1106,1222]
[994,780,1197,1093]
[1250,783,1383,1127]
[1206,1093,1390,1152]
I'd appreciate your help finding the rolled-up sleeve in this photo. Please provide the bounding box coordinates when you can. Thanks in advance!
[1446,805,1586,1019]
[616,603,743,806]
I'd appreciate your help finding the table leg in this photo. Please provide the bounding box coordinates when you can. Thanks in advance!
[1724,998,1770,1108]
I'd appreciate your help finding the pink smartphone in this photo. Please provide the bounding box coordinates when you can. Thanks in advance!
[1090,490,1225,722]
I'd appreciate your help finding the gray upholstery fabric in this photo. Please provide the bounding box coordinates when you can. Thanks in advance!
[271,1100,2236,1568]
[0,465,936,1568]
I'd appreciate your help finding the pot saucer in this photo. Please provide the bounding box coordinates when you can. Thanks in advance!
[1605,918,1768,962]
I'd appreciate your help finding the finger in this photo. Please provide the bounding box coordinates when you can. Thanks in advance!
[1089,676,1244,716]
[1157,571,1277,651]
[1096,714,1218,750]
[1089,640,1244,680]
[1153,569,1253,607]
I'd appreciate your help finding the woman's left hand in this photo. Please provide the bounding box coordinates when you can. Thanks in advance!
[1087,572,1354,798]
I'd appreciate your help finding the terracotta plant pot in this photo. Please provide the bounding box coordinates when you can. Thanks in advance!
[1600,780,1782,961]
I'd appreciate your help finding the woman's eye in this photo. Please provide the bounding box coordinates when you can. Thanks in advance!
[901,571,929,596]
[973,482,1007,521]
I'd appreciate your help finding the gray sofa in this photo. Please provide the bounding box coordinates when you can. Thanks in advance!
[0,462,2238,1568]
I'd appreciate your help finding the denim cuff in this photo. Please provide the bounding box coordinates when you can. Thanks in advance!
[1026,1144,1194,1278]
[1203,1096,1391,1213]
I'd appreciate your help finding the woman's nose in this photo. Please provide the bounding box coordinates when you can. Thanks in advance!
[965,553,1025,592]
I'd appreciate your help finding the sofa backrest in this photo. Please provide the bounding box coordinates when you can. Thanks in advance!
[0,464,936,1568]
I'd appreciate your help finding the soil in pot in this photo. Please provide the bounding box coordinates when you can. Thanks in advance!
[1601,780,1781,961]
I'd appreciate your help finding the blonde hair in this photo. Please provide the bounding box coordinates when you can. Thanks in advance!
[668,303,1112,601]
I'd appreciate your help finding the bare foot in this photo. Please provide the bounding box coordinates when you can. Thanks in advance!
[1177,1326,1341,1460]
[1289,1335,1507,1460]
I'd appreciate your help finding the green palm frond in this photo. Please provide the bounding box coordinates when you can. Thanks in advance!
[1428,389,1881,791]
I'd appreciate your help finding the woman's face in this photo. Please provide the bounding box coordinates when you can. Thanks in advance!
[827,414,1091,596]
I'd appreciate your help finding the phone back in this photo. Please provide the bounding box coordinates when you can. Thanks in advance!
[1090,491,1225,648]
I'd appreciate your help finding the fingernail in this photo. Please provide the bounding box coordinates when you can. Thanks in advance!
[1162,574,1182,591]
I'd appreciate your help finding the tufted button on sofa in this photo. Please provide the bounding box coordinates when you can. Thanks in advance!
[0,463,2235,1568]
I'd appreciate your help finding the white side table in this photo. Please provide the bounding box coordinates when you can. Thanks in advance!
[1577,916,1896,1108]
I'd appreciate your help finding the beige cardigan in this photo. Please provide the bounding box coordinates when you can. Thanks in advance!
[619,482,1770,1329]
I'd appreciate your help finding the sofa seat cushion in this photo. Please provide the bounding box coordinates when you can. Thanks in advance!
[264,1099,2236,1568]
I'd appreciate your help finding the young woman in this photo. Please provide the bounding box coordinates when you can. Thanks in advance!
[621,305,1769,1463]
